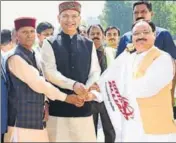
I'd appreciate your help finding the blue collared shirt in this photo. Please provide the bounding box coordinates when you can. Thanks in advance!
[117,27,176,59]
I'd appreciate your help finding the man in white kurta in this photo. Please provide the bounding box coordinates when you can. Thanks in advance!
[91,20,176,142]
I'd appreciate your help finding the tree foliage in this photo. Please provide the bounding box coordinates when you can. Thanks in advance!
[152,1,176,35]
[99,1,133,35]
[99,1,176,36]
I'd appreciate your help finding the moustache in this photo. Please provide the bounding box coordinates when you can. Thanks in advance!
[136,38,147,42]
[136,17,145,21]
[109,38,115,41]
[93,37,100,41]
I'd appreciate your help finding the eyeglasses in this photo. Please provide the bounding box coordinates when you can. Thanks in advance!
[132,30,151,36]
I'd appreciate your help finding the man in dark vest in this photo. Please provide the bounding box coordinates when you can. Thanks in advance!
[41,1,101,142]
[4,17,84,142]
[87,24,116,142]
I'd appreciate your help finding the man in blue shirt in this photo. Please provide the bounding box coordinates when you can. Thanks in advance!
[117,1,176,119]
[117,1,176,59]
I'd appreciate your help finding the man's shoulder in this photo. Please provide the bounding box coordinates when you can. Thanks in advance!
[156,26,167,32]
[156,26,171,35]
[77,34,93,43]
[122,31,132,38]
[154,46,172,59]
[46,34,59,44]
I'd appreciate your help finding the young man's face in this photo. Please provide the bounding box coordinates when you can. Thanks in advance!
[37,28,54,45]
[133,4,153,22]
[88,26,104,49]
[105,28,119,48]
[58,10,81,35]
[78,26,87,37]
[132,21,155,53]
[16,26,36,49]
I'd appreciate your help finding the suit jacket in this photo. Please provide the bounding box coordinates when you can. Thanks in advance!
[117,27,176,59]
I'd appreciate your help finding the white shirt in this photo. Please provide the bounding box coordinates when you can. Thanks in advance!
[41,37,101,91]
[93,47,175,142]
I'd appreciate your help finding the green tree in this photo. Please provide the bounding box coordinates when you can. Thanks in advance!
[99,1,133,35]
[152,1,176,35]
[99,1,176,36]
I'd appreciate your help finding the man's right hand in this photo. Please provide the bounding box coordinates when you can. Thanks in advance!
[73,82,88,97]
[65,94,85,107]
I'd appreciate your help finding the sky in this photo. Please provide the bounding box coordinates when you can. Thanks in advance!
[1,1,105,30]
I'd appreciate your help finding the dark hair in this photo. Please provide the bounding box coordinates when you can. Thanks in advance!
[77,25,87,34]
[131,19,156,32]
[105,26,120,36]
[133,1,152,11]
[87,24,104,35]
[36,22,54,34]
[1,29,12,45]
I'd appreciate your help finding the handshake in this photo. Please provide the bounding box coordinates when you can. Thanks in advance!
[65,82,100,107]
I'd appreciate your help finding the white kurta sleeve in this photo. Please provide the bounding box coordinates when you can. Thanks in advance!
[130,53,174,98]
[8,55,67,101]
[85,43,101,88]
[41,39,76,90]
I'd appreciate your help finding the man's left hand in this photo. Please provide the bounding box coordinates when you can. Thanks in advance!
[85,92,96,102]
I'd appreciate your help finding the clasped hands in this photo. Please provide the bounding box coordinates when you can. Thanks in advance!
[65,82,100,107]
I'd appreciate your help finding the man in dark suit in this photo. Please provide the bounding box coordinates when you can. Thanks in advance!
[117,1,176,59]
[116,1,176,119]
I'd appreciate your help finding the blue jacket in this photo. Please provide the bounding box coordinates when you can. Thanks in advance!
[117,27,176,59]
[1,57,8,134]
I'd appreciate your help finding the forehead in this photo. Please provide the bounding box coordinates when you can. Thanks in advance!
[41,28,54,33]
[90,26,102,33]
[106,29,118,34]
[60,9,79,15]
[132,22,151,32]
[79,26,86,31]
[17,26,35,32]
[134,4,149,11]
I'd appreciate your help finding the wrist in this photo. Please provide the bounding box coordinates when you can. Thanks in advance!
[73,81,78,91]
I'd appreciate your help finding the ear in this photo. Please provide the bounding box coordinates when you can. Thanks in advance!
[151,11,154,17]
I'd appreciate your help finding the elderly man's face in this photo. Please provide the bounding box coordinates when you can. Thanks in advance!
[58,10,81,35]
[16,26,36,49]
[105,28,119,48]
[88,26,104,49]
[133,4,153,22]
[132,21,155,53]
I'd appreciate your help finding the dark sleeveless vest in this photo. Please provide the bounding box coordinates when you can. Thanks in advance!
[7,45,45,129]
[47,32,93,117]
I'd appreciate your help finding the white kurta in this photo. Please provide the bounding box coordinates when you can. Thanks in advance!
[94,47,176,142]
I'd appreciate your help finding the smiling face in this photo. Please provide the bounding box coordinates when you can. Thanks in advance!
[132,21,155,53]
[37,28,54,46]
[88,26,104,49]
[105,28,119,48]
[58,9,81,35]
[16,26,36,50]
